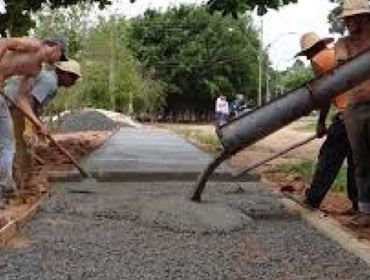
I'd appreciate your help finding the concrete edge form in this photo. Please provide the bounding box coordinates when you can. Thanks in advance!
[91,171,261,182]
[0,193,50,247]
[261,177,370,265]
[279,197,370,265]
[47,171,84,183]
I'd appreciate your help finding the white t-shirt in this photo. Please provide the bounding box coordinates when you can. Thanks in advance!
[215,97,229,115]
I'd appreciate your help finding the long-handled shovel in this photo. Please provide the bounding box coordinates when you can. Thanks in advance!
[0,90,90,178]
[232,133,319,179]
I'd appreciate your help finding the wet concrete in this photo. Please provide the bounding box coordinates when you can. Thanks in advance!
[1,181,370,279]
[140,195,253,233]
[3,127,370,279]
[82,127,258,182]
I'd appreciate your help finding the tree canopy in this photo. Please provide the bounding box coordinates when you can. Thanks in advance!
[205,0,298,17]
[328,0,345,34]
[127,5,262,120]
[0,0,111,36]
[277,59,314,92]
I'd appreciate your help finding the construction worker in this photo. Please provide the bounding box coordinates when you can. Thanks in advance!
[10,36,68,186]
[8,59,80,194]
[0,37,66,208]
[334,0,370,226]
[295,32,357,212]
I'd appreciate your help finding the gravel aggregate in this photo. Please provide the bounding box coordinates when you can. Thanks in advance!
[52,110,123,132]
[1,181,370,280]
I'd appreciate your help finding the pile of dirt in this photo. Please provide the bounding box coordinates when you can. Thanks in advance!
[33,131,110,174]
[51,109,140,132]
[0,131,110,233]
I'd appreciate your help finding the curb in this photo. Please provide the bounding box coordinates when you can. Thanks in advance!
[0,193,50,246]
[91,170,260,182]
[260,178,370,265]
[278,195,370,265]
[47,170,83,183]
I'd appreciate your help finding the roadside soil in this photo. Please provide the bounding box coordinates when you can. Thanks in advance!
[0,131,111,234]
[170,122,370,242]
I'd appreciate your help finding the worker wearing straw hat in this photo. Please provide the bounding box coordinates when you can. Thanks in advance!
[335,0,370,226]
[296,32,357,212]
[0,59,81,208]
[0,37,66,208]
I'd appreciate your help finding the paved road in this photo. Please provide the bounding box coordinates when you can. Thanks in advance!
[1,127,370,279]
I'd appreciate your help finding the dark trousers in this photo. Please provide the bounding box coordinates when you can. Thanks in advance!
[344,103,370,213]
[305,114,357,208]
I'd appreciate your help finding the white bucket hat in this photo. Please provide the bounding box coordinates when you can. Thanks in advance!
[295,32,334,57]
[55,59,82,77]
[338,0,370,19]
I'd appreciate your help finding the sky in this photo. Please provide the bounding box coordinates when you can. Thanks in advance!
[0,0,338,70]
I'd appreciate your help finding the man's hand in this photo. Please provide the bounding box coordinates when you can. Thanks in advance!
[316,121,327,138]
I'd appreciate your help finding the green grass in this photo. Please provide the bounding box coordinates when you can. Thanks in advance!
[273,158,347,192]
[294,122,316,133]
[168,126,222,153]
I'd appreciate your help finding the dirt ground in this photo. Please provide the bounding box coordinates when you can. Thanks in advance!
[0,131,111,233]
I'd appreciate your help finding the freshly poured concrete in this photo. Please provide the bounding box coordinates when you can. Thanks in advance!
[2,182,370,280]
[83,127,256,182]
[3,128,370,279]
[140,195,253,233]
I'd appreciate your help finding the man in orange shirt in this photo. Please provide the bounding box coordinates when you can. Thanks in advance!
[296,32,357,212]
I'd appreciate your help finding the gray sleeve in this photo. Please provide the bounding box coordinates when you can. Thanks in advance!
[3,78,20,103]
[31,71,58,105]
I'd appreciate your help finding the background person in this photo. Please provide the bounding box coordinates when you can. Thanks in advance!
[215,93,229,127]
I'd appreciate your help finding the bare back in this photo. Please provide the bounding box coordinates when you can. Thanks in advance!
[0,38,61,84]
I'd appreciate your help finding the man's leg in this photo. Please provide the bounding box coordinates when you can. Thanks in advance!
[305,117,347,208]
[10,108,31,190]
[344,104,370,221]
[0,113,16,208]
[346,147,358,211]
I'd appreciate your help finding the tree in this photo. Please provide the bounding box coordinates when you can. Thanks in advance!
[127,5,263,120]
[129,0,298,17]
[277,59,314,92]
[48,17,165,118]
[206,0,298,17]
[0,0,110,36]
[34,2,94,57]
[328,0,345,34]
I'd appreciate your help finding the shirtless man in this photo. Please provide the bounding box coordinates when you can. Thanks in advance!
[0,37,64,126]
[0,37,65,207]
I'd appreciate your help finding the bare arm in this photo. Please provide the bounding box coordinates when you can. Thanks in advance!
[13,76,44,129]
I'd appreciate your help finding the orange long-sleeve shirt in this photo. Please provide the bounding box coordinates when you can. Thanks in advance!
[311,48,347,112]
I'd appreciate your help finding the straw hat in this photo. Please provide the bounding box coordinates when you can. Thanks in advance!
[55,59,82,77]
[338,0,370,19]
[295,32,334,57]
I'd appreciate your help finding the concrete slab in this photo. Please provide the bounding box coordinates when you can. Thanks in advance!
[83,127,258,182]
